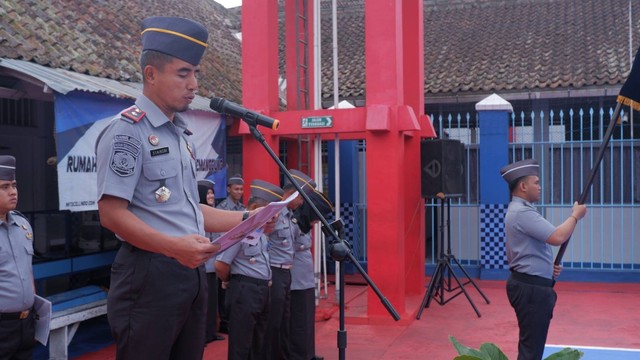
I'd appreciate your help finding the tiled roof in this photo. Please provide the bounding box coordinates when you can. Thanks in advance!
[3,0,638,104]
[315,0,640,100]
[0,0,242,102]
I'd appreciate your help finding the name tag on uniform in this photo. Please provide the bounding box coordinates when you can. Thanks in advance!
[150,147,170,157]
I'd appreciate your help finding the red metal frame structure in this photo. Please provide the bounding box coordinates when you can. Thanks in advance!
[234,0,436,319]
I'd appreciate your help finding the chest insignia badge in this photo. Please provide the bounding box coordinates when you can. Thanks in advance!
[155,186,172,203]
[148,135,159,146]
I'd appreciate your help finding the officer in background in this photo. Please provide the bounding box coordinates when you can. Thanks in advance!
[217,174,246,211]
[215,179,283,360]
[215,174,246,334]
[96,17,254,360]
[198,179,225,343]
[291,188,333,360]
[0,155,37,360]
[263,169,315,359]
[500,159,586,360]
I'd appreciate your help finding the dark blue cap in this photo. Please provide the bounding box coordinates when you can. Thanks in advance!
[250,179,284,203]
[0,155,16,181]
[500,159,539,184]
[284,169,316,194]
[141,16,208,66]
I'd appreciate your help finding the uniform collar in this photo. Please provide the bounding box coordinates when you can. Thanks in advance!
[1,211,17,226]
[512,195,535,208]
[135,94,190,132]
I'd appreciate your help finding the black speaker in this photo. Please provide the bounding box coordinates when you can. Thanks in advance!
[420,139,466,198]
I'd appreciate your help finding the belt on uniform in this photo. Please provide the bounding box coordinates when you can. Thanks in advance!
[231,274,271,287]
[0,309,31,320]
[121,241,136,251]
[272,264,293,270]
[510,270,555,288]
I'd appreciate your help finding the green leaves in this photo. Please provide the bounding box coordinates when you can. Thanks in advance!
[450,336,508,360]
[449,336,583,360]
[544,348,584,360]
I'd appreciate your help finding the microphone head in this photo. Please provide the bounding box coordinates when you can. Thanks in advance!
[209,97,225,112]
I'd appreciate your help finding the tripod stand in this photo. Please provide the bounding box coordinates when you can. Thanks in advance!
[416,196,490,319]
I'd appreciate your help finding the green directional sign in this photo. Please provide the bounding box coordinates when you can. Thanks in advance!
[301,116,333,128]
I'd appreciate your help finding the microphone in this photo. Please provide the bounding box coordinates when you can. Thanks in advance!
[209,97,280,130]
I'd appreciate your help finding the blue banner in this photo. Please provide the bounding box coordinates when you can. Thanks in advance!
[54,91,225,211]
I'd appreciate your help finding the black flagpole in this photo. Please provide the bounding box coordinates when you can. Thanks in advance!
[556,44,640,265]
[554,102,621,265]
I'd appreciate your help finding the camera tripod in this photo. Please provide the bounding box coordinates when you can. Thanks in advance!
[416,195,490,319]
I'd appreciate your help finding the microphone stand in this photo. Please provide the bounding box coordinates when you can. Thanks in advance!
[246,124,400,360]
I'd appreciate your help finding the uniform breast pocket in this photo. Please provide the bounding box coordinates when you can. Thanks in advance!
[243,244,261,258]
[24,241,34,256]
[271,228,291,247]
[141,159,180,206]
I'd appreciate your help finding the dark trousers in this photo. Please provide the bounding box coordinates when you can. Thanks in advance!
[0,314,36,360]
[205,272,219,342]
[506,276,557,360]
[108,244,207,360]
[226,275,270,360]
[289,288,316,360]
[218,279,229,333]
[262,267,292,360]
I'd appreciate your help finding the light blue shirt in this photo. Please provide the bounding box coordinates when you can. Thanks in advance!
[268,208,297,266]
[505,196,557,279]
[96,94,204,239]
[0,211,35,312]
[216,234,271,281]
[291,231,314,290]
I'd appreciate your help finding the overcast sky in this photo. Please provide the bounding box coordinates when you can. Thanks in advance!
[214,0,241,8]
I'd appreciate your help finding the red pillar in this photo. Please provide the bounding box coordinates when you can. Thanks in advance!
[240,0,281,186]
[364,0,425,318]
[401,0,427,297]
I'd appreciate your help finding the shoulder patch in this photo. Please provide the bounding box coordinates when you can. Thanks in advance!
[121,106,146,123]
[10,210,28,221]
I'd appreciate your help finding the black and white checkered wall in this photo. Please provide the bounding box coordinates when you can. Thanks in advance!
[480,204,508,269]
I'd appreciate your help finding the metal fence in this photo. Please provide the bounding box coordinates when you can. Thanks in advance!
[428,102,640,271]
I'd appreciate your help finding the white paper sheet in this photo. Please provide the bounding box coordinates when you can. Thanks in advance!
[213,191,298,253]
[33,295,52,346]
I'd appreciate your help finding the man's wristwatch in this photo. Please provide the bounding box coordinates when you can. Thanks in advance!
[242,211,250,221]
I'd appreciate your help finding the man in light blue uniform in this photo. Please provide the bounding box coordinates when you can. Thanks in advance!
[216,179,283,360]
[198,179,225,343]
[96,17,252,360]
[263,169,314,359]
[290,188,333,360]
[217,175,246,212]
[214,174,246,334]
[501,159,586,360]
[0,155,36,360]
